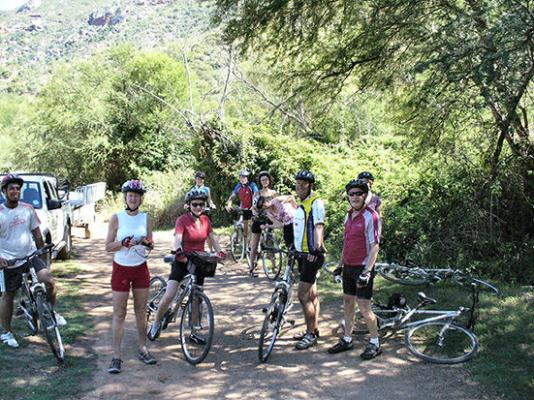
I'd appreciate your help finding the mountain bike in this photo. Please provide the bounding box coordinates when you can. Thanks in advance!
[247,224,284,281]
[258,248,308,362]
[6,244,65,362]
[146,251,221,365]
[377,261,500,294]
[229,208,246,262]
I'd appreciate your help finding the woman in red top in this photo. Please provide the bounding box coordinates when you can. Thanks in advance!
[147,189,223,340]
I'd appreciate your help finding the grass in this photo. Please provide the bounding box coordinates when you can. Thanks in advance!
[0,259,97,400]
[318,269,534,400]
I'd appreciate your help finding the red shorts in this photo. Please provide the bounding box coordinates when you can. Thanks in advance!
[111,262,150,292]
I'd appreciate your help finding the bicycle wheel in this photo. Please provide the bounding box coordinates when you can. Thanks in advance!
[322,261,338,274]
[179,290,214,365]
[18,289,38,335]
[454,275,501,295]
[261,244,283,281]
[35,290,65,362]
[230,229,245,262]
[147,276,166,321]
[258,288,287,362]
[378,263,429,285]
[405,322,478,364]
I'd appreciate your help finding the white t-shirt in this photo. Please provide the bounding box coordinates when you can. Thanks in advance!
[0,202,40,267]
[114,211,148,267]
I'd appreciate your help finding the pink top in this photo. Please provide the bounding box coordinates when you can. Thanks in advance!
[175,213,213,253]
[266,198,296,225]
[342,206,381,266]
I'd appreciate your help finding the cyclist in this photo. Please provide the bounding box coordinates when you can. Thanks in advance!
[249,171,277,277]
[191,171,216,210]
[292,170,326,350]
[255,195,297,249]
[328,179,382,359]
[225,169,258,258]
[148,189,224,342]
[105,179,156,374]
[357,171,382,218]
[0,174,66,349]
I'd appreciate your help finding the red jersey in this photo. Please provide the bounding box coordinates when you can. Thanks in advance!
[342,206,381,266]
[174,213,213,254]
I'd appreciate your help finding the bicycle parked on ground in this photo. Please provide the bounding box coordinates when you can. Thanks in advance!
[229,208,246,262]
[8,244,65,362]
[247,225,284,281]
[146,251,221,365]
[376,261,501,294]
[258,247,310,362]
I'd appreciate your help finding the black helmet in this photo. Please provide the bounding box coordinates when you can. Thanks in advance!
[295,170,315,183]
[121,179,146,195]
[357,171,375,181]
[345,179,369,194]
[1,174,24,190]
[195,171,206,179]
[239,169,250,177]
[185,189,208,203]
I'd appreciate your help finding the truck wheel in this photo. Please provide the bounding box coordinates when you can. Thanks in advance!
[57,226,72,260]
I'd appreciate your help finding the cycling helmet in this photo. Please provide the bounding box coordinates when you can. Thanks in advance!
[239,169,250,177]
[357,171,375,181]
[121,179,146,195]
[195,171,206,179]
[185,189,208,203]
[345,179,369,194]
[295,170,315,183]
[1,174,24,190]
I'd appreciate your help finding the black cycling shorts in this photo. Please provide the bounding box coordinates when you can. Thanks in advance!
[298,254,325,284]
[251,217,272,234]
[283,224,294,249]
[169,260,205,286]
[342,264,375,299]
[4,258,47,292]
[242,209,253,221]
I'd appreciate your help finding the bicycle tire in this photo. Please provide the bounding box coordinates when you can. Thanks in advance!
[322,261,338,274]
[230,229,245,262]
[179,290,214,365]
[261,242,283,281]
[378,263,430,285]
[19,288,38,335]
[405,322,478,364]
[146,276,167,321]
[258,288,287,363]
[35,290,65,362]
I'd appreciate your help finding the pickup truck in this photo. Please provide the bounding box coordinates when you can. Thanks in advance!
[0,173,73,262]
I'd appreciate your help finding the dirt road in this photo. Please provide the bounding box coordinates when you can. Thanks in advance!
[72,221,488,400]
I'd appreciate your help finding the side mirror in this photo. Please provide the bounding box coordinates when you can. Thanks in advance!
[47,199,63,210]
[58,179,70,200]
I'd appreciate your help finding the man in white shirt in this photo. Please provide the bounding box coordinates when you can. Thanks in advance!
[0,174,65,348]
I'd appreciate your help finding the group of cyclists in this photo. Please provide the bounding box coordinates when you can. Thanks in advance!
[0,167,383,374]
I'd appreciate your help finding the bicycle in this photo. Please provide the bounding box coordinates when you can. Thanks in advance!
[4,244,65,362]
[258,247,310,362]
[229,207,246,262]
[377,261,501,294]
[146,250,221,365]
[247,223,284,281]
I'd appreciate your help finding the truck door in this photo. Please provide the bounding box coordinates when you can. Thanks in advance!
[44,181,63,244]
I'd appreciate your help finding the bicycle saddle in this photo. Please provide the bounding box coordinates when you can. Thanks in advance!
[416,292,437,305]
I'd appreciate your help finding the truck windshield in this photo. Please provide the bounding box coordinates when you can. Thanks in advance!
[0,181,42,209]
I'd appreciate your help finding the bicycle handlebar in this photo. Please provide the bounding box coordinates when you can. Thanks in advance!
[4,243,54,268]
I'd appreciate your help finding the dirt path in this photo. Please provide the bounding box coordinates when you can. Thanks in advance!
[71,220,488,400]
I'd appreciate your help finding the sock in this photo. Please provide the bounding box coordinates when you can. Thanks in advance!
[343,335,353,343]
[370,337,379,347]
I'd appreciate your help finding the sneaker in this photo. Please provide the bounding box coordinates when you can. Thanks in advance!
[360,342,382,360]
[293,329,320,341]
[147,322,161,341]
[188,333,207,345]
[138,351,157,365]
[107,358,122,374]
[1,331,19,348]
[328,338,354,354]
[54,312,67,327]
[295,332,317,350]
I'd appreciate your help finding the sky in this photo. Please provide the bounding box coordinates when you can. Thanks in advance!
[0,0,31,12]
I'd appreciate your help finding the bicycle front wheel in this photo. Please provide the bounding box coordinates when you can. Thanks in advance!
[258,288,287,362]
[261,246,283,281]
[405,322,478,364]
[378,263,429,285]
[35,290,65,362]
[19,287,38,335]
[179,290,214,365]
[230,229,245,262]
[147,276,166,321]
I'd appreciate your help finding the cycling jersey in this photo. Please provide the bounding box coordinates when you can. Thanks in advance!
[175,213,213,253]
[0,202,40,267]
[232,182,259,209]
[366,192,382,213]
[293,192,325,252]
[342,206,381,266]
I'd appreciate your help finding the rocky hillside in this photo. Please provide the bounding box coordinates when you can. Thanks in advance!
[0,0,213,93]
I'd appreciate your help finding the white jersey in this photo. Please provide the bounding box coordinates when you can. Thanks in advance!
[114,211,148,267]
[0,202,40,268]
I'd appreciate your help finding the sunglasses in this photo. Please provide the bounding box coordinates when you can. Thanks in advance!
[191,202,205,208]
[348,191,366,197]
